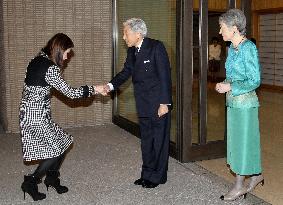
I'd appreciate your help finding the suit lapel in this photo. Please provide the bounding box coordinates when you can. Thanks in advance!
[135,38,150,66]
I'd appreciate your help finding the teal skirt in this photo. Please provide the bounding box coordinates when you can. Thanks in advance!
[227,107,262,175]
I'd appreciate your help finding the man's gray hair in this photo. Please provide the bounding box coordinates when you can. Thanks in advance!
[123,18,147,37]
[219,9,246,35]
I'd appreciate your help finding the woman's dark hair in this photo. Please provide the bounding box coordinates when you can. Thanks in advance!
[42,33,74,67]
[211,36,219,43]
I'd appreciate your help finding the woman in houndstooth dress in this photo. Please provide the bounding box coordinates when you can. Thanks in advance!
[19,33,99,201]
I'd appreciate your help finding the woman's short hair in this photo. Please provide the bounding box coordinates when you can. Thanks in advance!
[219,9,246,35]
[42,33,74,67]
[123,18,147,38]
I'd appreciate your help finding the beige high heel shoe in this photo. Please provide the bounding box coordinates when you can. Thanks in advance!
[220,187,248,201]
[247,174,264,192]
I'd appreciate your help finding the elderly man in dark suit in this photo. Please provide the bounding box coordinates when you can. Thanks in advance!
[103,18,172,188]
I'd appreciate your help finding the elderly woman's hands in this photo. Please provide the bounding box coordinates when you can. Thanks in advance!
[215,82,231,93]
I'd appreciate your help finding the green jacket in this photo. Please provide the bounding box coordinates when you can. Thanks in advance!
[225,40,261,108]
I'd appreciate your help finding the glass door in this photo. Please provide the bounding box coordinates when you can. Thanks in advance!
[177,0,227,162]
[112,0,251,162]
[112,0,178,156]
[178,0,252,162]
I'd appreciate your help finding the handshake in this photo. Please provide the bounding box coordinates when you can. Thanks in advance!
[94,84,111,96]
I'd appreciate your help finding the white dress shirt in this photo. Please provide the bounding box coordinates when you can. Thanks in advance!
[209,44,221,60]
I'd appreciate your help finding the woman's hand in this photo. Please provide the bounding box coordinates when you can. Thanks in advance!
[94,85,108,96]
[215,82,231,93]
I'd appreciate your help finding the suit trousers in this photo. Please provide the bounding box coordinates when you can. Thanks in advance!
[139,112,171,184]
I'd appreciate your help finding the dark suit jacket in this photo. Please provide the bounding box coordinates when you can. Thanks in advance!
[110,38,172,117]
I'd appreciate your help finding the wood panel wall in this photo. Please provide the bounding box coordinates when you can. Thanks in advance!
[0,0,7,130]
[252,0,283,46]
[193,0,241,11]
[0,0,113,133]
[195,0,283,11]
[252,0,283,11]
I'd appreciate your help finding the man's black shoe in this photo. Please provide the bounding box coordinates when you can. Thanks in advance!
[134,178,145,186]
[142,180,159,188]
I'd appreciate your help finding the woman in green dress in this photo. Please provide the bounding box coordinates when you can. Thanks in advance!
[215,9,263,201]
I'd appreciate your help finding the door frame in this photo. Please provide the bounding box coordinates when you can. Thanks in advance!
[177,0,226,162]
[177,0,252,162]
[111,0,178,158]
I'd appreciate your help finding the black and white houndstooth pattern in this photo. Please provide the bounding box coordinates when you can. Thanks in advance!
[19,52,94,161]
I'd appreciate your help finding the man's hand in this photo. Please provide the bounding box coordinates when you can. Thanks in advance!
[158,104,169,117]
[103,84,111,93]
[95,85,108,96]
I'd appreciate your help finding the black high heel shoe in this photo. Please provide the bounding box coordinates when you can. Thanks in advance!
[21,175,46,201]
[44,170,68,194]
